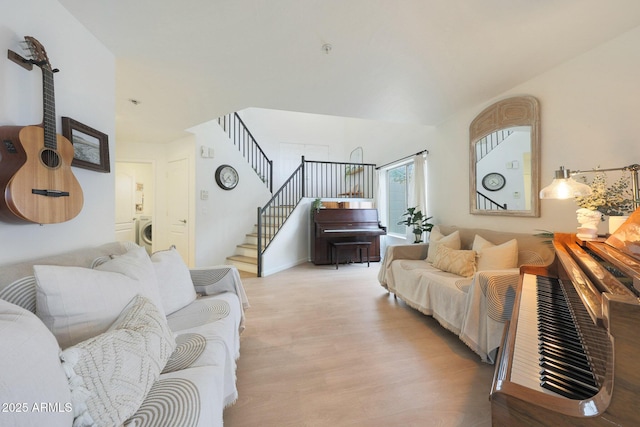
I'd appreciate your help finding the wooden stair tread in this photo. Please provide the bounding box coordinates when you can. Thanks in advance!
[227,255,257,264]
[238,243,257,249]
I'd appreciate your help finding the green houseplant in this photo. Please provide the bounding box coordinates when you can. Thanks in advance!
[312,198,323,213]
[398,207,434,243]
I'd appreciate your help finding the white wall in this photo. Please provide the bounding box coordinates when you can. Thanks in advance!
[240,108,435,187]
[428,25,640,237]
[262,198,313,276]
[0,0,115,265]
[190,120,272,267]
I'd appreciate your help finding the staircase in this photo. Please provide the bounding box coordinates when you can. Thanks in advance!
[217,111,377,276]
[226,205,294,274]
[475,129,514,161]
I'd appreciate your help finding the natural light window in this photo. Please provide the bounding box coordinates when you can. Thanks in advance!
[387,162,414,236]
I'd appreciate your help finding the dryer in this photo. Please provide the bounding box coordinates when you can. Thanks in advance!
[138,216,153,254]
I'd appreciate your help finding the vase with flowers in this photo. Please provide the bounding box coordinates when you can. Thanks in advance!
[574,171,634,234]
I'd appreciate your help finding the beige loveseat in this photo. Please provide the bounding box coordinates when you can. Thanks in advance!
[0,241,248,427]
[378,225,554,363]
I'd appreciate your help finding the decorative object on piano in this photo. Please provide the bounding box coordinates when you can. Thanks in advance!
[574,170,635,234]
[312,198,323,213]
[574,170,634,216]
[575,208,602,240]
[61,117,110,173]
[605,206,640,262]
[540,164,640,235]
[397,207,433,243]
[214,164,239,190]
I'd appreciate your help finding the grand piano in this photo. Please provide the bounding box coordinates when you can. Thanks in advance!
[491,209,640,426]
[311,208,386,265]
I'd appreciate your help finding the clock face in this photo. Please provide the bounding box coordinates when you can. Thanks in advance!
[482,172,506,191]
[215,165,239,190]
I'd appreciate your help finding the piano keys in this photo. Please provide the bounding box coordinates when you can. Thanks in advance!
[311,208,386,265]
[491,228,640,426]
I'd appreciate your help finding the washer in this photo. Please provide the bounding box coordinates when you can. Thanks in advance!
[138,216,153,254]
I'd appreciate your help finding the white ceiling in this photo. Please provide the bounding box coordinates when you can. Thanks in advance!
[58,0,640,144]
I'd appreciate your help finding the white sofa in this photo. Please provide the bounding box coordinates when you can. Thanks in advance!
[378,225,554,363]
[0,241,249,427]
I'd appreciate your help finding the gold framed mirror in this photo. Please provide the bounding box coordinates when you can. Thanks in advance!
[469,96,540,217]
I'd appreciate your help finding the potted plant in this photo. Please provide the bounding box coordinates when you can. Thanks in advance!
[575,172,634,233]
[312,198,323,213]
[398,207,434,243]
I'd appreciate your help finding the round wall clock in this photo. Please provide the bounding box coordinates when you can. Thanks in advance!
[215,164,239,190]
[482,172,506,191]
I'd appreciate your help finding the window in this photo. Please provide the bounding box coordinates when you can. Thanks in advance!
[386,162,414,236]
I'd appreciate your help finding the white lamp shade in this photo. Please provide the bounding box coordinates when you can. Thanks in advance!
[539,167,592,199]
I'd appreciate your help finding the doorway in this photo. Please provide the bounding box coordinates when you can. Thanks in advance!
[115,161,154,251]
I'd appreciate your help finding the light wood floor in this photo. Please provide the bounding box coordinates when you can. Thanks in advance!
[224,262,494,427]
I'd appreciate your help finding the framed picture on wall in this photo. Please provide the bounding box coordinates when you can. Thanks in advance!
[62,117,110,173]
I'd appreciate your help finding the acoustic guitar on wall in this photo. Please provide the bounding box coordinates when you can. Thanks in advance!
[0,36,83,224]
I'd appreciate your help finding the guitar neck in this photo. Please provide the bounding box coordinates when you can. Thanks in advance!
[42,68,57,150]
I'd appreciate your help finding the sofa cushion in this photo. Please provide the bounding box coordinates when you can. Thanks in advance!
[35,245,165,349]
[432,245,476,277]
[426,228,461,263]
[60,295,175,427]
[0,299,73,427]
[472,235,518,271]
[151,247,197,315]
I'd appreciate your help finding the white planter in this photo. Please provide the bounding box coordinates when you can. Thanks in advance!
[608,215,629,235]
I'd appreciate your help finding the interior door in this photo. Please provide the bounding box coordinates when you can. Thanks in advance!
[167,158,190,264]
[114,165,136,242]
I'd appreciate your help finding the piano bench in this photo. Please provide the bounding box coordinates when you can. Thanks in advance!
[330,241,371,269]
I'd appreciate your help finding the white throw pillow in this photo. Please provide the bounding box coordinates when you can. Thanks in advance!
[151,247,197,315]
[35,245,166,349]
[60,295,176,427]
[0,299,73,427]
[426,229,461,263]
[472,235,519,271]
[431,245,476,277]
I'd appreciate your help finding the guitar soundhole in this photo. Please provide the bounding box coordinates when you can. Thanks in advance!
[40,149,61,168]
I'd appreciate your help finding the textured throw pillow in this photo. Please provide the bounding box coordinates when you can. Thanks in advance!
[35,245,166,349]
[60,295,176,427]
[431,245,477,277]
[0,299,73,427]
[472,235,519,271]
[151,247,197,315]
[426,229,461,263]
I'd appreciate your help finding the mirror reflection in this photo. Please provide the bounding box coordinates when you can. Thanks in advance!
[469,96,540,217]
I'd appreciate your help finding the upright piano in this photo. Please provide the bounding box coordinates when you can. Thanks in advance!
[491,212,640,426]
[311,208,386,265]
